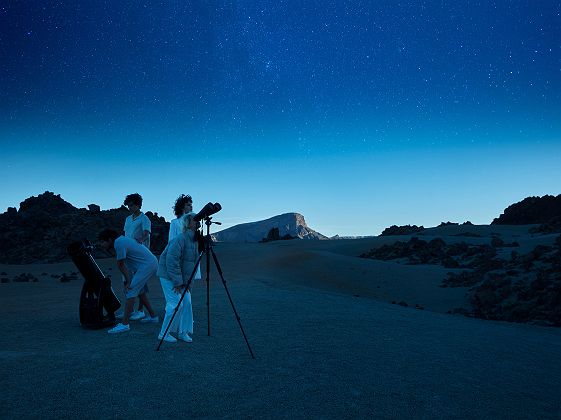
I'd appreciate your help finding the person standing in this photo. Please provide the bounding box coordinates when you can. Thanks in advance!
[157,213,200,343]
[168,195,202,335]
[98,229,159,334]
[122,193,151,320]
[168,194,192,242]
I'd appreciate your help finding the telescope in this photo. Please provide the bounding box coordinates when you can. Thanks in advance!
[193,202,222,222]
[67,239,121,329]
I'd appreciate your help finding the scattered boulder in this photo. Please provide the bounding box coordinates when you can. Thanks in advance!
[12,273,38,283]
[59,272,78,283]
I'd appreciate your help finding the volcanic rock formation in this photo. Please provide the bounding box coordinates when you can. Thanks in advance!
[0,191,169,263]
[213,213,328,243]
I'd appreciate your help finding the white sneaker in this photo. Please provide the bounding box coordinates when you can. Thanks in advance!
[129,310,146,321]
[158,334,177,343]
[140,315,159,323]
[178,333,192,343]
[108,323,130,334]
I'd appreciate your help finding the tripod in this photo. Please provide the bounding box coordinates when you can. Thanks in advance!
[156,217,255,359]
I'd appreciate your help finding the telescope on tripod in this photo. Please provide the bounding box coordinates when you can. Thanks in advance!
[157,202,255,359]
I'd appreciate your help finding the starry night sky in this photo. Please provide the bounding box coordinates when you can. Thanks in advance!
[1,1,560,236]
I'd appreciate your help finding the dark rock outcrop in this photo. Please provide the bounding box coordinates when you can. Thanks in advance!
[213,213,327,243]
[492,194,561,226]
[360,237,503,270]
[260,227,296,243]
[0,191,170,264]
[380,224,424,236]
[361,235,561,326]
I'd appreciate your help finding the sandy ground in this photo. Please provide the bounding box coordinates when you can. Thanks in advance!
[1,227,561,418]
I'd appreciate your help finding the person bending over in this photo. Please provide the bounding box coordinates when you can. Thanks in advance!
[123,193,151,320]
[98,229,159,334]
[157,213,200,343]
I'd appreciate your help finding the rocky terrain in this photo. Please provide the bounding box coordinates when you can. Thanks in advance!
[0,192,328,263]
[359,194,561,325]
[493,194,561,233]
[213,213,328,242]
[360,233,561,326]
[0,191,169,263]
[380,224,425,236]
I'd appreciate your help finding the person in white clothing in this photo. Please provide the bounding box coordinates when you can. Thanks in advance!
[124,197,151,248]
[122,193,151,320]
[98,229,159,334]
[168,194,192,242]
[157,213,200,343]
[169,194,202,282]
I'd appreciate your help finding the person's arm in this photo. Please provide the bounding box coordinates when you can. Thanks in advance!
[168,220,179,242]
[140,230,150,244]
[117,259,132,290]
[140,215,151,243]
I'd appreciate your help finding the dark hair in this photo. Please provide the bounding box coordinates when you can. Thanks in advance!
[173,194,193,217]
[98,229,120,242]
[124,193,143,207]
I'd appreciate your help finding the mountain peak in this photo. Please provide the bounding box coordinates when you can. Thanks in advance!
[213,213,328,242]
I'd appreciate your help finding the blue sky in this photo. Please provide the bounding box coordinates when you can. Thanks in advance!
[1,1,560,236]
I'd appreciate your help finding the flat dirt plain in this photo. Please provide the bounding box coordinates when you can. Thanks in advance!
[2,229,561,419]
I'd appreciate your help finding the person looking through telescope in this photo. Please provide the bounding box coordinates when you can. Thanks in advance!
[157,212,200,343]
[98,229,159,334]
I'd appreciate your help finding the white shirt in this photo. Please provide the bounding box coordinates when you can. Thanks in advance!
[124,212,151,248]
[114,236,157,273]
[168,215,186,242]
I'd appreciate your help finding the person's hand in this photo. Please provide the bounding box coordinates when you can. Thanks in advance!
[124,281,131,291]
[173,285,183,294]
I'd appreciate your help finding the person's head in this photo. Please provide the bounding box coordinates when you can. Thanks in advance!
[182,212,199,233]
[124,193,143,214]
[98,229,120,250]
[173,194,193,217]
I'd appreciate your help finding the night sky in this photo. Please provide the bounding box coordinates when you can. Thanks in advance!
[1,1,560,236]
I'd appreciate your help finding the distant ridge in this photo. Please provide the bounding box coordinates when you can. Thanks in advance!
[213,213,328,242]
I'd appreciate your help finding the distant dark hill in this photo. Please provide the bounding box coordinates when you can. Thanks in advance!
[0,191,169,264]
[492,195,561,227]
[213,213,328,242]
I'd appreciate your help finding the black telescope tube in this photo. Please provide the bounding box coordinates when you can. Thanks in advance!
[193,202,222,222]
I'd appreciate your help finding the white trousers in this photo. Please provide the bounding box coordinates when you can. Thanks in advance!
[159,277,193,337]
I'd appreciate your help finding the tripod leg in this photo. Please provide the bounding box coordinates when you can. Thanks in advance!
[210,248,255,359]
[206,240,211,337]
[156,250,204,351]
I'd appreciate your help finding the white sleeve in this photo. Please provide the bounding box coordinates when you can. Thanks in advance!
[142,214,151,233]
[169,220,179,242]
